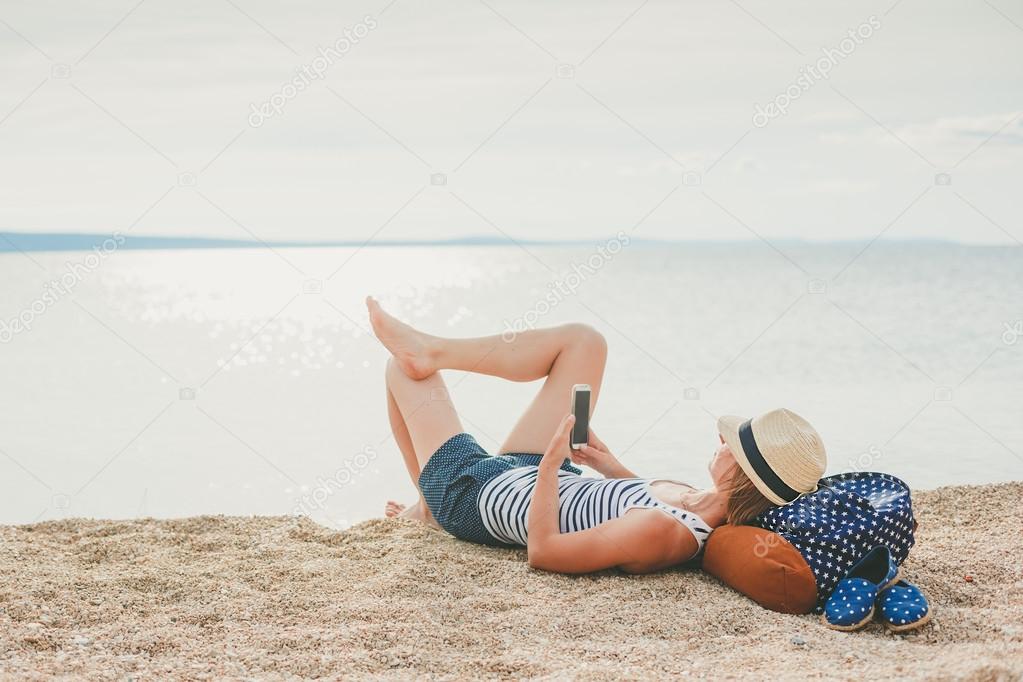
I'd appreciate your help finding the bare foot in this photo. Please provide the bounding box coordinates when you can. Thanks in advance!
[366,296,438,380]
[384,499,440,529]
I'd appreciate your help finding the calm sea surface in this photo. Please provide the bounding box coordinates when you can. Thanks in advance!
[1,243,1020,526]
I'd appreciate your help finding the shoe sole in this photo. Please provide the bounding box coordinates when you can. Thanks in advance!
[885,609,932,633]
[821,605,875,632]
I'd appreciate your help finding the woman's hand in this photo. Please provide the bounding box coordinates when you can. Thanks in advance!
[540,414,575,472]
[571,429,637,479]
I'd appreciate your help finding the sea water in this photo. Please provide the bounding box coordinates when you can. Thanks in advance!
[1,242,1020,527]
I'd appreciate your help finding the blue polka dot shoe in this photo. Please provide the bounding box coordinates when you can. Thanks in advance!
[822,546,901,631]
[877,580,931,632]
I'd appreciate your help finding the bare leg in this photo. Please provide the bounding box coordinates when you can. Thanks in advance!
[368,296,599,382]
[367,296,607,455]
[384,388,439,528]
[378,357,463,525]
[384,357,464,476]
[496,326,606,454]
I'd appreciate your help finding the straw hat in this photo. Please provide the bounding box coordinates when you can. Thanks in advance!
[717,408,827,505]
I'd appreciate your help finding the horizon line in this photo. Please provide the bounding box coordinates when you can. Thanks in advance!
[1,231,1018,253]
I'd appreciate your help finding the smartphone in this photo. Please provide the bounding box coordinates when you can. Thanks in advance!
[570,384,591,450]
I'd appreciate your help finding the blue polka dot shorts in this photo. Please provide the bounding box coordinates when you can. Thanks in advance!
[418,432,581,546]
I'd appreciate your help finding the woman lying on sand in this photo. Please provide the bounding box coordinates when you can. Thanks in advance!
[368,297,827,574]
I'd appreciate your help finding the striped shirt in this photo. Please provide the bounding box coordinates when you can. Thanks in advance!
[477,466,713,549]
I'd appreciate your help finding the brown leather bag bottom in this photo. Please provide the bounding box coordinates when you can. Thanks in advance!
[702,524,817,614]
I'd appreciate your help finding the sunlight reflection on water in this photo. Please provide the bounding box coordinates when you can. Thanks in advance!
[0,244,1020,526]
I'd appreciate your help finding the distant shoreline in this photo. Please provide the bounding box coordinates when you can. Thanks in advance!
[1,231,1016,253]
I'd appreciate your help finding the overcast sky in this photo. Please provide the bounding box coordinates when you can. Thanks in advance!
[1,0,1021,244]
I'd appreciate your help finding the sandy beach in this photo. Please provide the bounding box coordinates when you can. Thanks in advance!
[2,482,1021,680]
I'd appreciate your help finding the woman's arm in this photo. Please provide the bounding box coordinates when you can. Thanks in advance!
[525,415,569,559]
[528,509,692,574]
[526,415,693,574]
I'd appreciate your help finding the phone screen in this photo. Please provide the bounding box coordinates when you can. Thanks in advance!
[571,388,590,446]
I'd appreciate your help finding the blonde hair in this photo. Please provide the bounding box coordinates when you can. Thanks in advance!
[724,464,775,525]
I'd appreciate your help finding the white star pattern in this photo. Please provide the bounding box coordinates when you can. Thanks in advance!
[879,582,930,627]
[755,472,916,613]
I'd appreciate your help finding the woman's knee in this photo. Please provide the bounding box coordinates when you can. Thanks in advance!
[384,356,406,386]
[386,356,444,398]
[563,323,607,358]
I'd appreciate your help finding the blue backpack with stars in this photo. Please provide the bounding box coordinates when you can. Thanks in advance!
[752,472,916,612]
